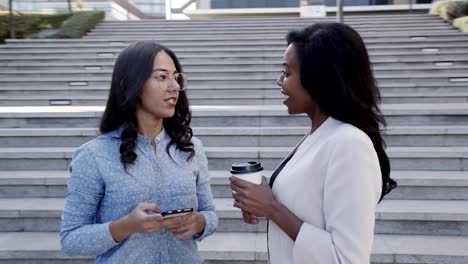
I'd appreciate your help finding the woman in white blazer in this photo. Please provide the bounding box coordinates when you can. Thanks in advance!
[230,23,397,264]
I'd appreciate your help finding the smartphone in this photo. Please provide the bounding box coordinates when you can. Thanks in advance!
[161,208,193,219]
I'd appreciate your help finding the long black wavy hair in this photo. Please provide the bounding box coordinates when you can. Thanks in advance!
[100,41,194,170]
[286,23,397,202]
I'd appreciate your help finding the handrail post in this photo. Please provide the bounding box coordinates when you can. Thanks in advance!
[337,0,344,23]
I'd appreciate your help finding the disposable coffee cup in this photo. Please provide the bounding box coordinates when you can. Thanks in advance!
[230,161,263,185]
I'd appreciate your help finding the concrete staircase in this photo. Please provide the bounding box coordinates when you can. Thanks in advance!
[0,13,467,263]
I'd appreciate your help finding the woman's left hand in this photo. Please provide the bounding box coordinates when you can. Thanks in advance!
[230,176,276,219]
[163,212,206,239]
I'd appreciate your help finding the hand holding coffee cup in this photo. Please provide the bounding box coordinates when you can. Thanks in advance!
[230,161,263,184]
[230,161,265,224]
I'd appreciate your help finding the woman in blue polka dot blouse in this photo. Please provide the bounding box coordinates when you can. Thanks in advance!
[60,41,218,263]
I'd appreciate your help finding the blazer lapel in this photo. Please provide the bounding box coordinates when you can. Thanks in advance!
[269,133,309,187]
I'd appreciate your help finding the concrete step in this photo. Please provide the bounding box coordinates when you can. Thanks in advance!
[100,14,439,20]
[1,104,468,128]
[1,66,466,77]
[388,171,468,200]
[0,232,467,264]
[96,16,441,25]
[4,37,468,49]
[0,232,268,264]
[1,91,467,106]
[378,84,468,94]
[2,170,467,200]
[6,31,468,45]
[91,26,452,34]
[1,48,467,58]
[88,28,456,36]
[94,19,449,25]
[83,28,461,36]
[97,13,435,20]
[96,18,443,28]
[0,76,467,89]
[201,146,468,171]
[0,71,463,80]
[97,17,441,25]
[0,198,269,233]
[212,170,468,201]
[2,54,468,66]
[0,170,69,198]
[218,92,468,105]
[86,26,454,36]
[97,19,443,25]
[0,82,456,92]
[1,125,468,148]
[3,35,467,50]
[94,20,448,29]
[0,80,466,94]
[0,54,463,69]
[81,31,463,40]
[2,61,468,71]
[1,146,468,171]
[2,83,468,98]
[0,197,466,235]
[91,21,450,29]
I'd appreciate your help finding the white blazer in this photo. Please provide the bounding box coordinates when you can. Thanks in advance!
[268,117,382,264]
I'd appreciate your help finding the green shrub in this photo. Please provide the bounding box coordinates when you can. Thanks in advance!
[453,16,468,31]
[53,11,104,38]
[430,0,451,15]
[430,0,466,15]
[444,0,468,20]
[430,0,468,20]
[0,13,72,43]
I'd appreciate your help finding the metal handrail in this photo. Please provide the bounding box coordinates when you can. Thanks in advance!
[170,0,196,14]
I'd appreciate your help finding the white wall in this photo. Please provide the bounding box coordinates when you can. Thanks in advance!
[109,2,139,20]
[197,0,210,9]
[0,0,8,8]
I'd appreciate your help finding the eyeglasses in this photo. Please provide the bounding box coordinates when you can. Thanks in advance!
[154,71,187,91]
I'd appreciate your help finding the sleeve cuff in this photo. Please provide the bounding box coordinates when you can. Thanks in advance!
[193,211,217,241]
[293,222,335,264]
[104,221,121,247]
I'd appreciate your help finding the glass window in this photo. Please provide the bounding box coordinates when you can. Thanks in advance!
[211,0,299,8]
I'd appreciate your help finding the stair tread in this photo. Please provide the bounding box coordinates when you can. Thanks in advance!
[0,232,467,260]
[2,125,468,136]
[0,198,467,221]
[1,146,468,159]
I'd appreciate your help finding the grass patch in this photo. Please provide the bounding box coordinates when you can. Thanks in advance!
[53,11,104,38]
[0,12,72,43]
[0,11,104,44]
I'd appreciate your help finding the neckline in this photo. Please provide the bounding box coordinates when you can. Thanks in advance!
[137,128,166,144]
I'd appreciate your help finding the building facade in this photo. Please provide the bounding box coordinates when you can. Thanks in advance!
[11,0,166,18]
[207,0,432,8]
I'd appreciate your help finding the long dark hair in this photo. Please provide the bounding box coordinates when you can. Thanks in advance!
[100,41,194,170]
[286,23,397,202]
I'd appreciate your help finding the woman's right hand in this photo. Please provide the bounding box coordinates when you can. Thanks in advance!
[242,210,258,225]
[110,203,164,242]
[125,203,164,233]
